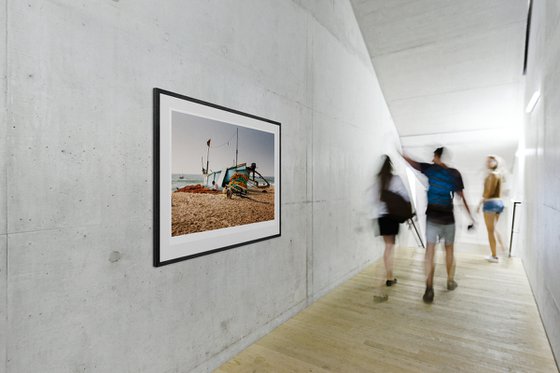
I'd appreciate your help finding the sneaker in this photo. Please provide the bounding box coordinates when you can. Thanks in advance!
[447,279,458,290]
[423,287,434,303]
[486,256,499,263]
[385,278,397,287]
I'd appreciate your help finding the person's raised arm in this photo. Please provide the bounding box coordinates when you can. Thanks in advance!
[402,153,422,171]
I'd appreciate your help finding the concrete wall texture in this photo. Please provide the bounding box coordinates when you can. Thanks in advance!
[2,0,8,370]
[2,1,401,372]
[519,0,560,363]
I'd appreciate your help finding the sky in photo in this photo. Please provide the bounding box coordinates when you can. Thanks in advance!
[172,111,275,176]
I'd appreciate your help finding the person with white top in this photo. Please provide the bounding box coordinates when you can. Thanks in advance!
[376,155,411,287]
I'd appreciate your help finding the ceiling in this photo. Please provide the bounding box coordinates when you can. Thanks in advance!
[351,0,528,186]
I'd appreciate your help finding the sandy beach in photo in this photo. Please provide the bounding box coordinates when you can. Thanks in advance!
[172,187,275,236]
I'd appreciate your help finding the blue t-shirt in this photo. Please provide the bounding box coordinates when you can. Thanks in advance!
[420,163,464,224]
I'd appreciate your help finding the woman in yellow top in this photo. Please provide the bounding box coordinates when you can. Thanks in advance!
[477,156,505,263]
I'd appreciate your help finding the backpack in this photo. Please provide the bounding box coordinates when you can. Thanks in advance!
[380,189,414,223]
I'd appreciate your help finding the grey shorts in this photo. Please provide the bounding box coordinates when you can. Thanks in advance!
[426,221,455,245]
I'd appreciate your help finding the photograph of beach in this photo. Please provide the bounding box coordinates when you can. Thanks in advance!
[171,111,276,237]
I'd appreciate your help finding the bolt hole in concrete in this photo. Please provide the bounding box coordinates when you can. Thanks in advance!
[108,251,122,263]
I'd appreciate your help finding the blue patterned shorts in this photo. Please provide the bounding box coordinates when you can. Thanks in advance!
[483,199,504,214]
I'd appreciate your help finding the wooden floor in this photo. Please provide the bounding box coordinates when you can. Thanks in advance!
[217,244,559,372]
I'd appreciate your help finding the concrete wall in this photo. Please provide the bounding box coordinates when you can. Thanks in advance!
[1,0,7,370]
[518,0,560,364]
[3,1,399,372]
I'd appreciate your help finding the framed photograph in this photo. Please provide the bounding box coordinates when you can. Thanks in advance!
[153,89,281,266]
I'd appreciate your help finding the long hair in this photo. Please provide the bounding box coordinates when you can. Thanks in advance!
[378,155,393,192]
[486,155,504,196]
[487,155,499,171]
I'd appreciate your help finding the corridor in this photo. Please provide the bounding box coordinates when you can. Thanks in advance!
[2,0,560,371]
[218,245,557,372]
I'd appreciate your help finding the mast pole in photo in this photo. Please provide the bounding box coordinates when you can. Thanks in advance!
[205,139,211,185]
[235,128,239,167]
[206,139,211,172]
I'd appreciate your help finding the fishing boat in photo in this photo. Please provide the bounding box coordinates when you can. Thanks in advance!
[201,129,271,194]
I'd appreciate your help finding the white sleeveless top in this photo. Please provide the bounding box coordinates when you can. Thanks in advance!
[375,175,410,217]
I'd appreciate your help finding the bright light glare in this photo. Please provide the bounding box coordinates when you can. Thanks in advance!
[525,90,541,113]
[515,148,537,157]
[405,167,417,209]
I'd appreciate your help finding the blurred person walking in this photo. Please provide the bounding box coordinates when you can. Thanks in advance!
[477,156,506,263]
[375,155,412,287]
[403,147,474,303]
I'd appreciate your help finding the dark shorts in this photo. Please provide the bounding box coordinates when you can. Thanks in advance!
[378,215,400,236]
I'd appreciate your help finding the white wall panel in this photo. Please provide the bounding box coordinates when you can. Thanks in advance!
[518,0,560,363]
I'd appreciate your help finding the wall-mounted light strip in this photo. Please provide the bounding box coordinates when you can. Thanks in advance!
[525,90,541,113]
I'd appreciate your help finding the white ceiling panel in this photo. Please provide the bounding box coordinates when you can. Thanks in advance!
[351,0,527,181]
[391,82,523,136]
[354,0,528,58]
[373,22,526,100]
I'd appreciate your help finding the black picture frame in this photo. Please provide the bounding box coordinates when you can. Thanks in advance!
[153,88,281,267]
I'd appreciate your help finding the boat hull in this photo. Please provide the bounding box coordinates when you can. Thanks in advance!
[205,164,248,189]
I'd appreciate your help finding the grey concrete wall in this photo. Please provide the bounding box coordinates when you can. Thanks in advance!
[1,0,8,371]
[296,0,401,299]
[519,0,560,364]
[4,1,399,372]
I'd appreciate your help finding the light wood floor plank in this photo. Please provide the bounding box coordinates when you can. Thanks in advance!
[217,245,558,372]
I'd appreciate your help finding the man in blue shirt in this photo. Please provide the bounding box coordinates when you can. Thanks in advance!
[403,147,474,303]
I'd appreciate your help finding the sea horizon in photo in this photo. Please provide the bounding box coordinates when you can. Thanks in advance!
[172,173,274,191]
